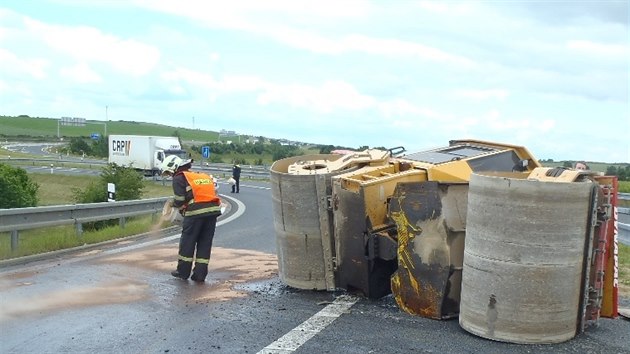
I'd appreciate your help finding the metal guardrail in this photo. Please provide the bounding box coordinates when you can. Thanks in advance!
[0,157,271,179]
[0,197,169,251]
[0,157,270,170]
[0,162,628,249]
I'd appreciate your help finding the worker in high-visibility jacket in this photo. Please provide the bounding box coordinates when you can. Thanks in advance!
[160,155,222,282]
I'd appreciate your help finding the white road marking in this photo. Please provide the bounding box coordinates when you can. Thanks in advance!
[217,181,270,190]
[100,193,246,255]
[217,193,246,226]
[244,184,271,190]
[257,295,359,354]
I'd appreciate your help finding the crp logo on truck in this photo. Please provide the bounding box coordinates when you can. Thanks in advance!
[111,140,131,156]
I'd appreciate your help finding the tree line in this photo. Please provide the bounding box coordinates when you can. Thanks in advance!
[64,137,629,181]
[189,140,302,164]
[63,136,310,164]
[605,165,630,181]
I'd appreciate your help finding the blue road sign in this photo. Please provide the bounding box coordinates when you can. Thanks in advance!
[202,146,210,159]
[90,133,100,140]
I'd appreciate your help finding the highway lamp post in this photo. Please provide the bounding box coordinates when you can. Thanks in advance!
[92,122,108,137]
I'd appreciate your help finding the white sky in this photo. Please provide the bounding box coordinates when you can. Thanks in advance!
[0,0,628,162]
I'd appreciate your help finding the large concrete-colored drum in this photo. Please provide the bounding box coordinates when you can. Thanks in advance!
[270,154,349,290]
[459,172,595,344]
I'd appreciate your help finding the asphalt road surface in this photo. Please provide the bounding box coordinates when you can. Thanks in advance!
[1,180,629,354]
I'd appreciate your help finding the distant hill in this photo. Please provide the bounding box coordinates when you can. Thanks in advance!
[1,115,627,173]
[0,115,220,143]
[0,115,321,166]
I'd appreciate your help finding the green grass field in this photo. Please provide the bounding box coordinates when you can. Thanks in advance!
[29,173,172,205]
[1,115,219,142]
[0,172,174,260]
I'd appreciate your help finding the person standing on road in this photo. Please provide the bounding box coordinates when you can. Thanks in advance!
[231,163,241,193]
[160,155,222,282]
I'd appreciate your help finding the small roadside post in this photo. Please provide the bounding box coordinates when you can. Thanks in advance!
[107,183,116,202]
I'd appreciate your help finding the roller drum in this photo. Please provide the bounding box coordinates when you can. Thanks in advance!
[459,173,594,344]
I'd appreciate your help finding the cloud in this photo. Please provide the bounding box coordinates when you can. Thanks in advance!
[162,65,434,117]
[0,1,627,162]
[566,39,629,58]
[257,80,375,113]
[498,1,629,26]
[161,67,220,90]
[60,63,102,83]
[455,89,509,101]
[378,99,444,120]
[416,1,474,15]
[136,0,474,67]
[135,0,371,26]
[0,48,48,79]
[22,17,160,76]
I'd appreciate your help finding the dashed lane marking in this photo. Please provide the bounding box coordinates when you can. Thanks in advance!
[257,295,359,354]
[244,184,271,190]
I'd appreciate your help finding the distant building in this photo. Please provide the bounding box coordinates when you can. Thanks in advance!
[219,129,238,137]
[60,117,86,126]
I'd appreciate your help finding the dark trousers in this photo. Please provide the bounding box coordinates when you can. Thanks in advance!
[231,177,240,193]
[176,215,217,280]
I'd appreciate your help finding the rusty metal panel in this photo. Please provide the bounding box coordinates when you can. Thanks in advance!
[389,182,466,319]
[593,176,619,319]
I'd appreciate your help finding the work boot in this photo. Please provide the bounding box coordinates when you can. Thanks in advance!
[191,264,208,282]
[190,274,205,282]
[171,270,188,280]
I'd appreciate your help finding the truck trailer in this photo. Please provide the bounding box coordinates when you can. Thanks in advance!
[108,135,188,176]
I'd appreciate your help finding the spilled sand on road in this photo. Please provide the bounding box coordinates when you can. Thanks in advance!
[101,245,279,302]
[0,240,278,321]
[0,280,148,321]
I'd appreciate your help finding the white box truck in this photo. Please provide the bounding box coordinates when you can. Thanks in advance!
[108,135,189,176]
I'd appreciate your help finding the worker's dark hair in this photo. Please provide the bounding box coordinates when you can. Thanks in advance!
[574,161,589,169]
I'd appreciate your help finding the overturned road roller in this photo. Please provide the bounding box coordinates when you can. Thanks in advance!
[270,139,619,343]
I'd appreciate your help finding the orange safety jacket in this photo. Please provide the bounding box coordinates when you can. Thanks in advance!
[183,171,220,204]
[170,171,221,217]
